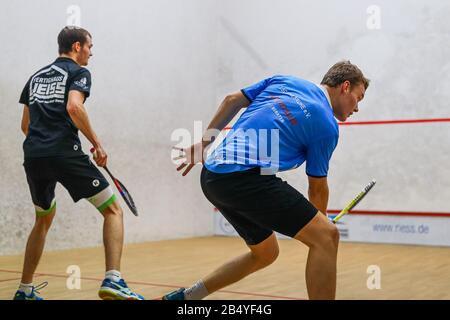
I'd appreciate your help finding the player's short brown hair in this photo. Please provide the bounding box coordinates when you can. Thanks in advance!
[321,60,370,90]
[57,26,91,54]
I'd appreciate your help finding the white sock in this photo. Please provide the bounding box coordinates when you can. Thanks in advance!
[105,270,122,282]
[19,283,33,296]
[184,280,209,300]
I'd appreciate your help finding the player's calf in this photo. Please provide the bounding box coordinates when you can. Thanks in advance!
[33,210,56,234]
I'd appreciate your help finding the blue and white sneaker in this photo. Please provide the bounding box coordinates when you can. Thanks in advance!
[98,278,144,300]
[13,282,48,300]
[162,288,186,300]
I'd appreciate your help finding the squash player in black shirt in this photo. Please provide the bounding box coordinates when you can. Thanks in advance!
[14,26,144,300]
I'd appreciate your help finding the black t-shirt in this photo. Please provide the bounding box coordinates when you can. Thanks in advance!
[19,57,92,158]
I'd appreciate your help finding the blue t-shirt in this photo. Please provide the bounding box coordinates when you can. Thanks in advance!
[205,75,339,177]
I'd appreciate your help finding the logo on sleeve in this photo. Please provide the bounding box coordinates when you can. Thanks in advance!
[74,77,88,89]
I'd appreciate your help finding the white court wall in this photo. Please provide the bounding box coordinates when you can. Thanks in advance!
[1,1,450,255]
[0,0,218,255]
[213,0,450,245]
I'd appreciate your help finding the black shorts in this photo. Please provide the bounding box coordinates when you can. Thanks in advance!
[24,155,113,216]
[201,167,318,245]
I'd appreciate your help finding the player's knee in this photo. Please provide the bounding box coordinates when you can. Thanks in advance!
[101,201,123,218]
[331,225,340,246]
[318,224,340,249]
[295,212,339,249]
[253,252,278,268]
[252,245,279,268]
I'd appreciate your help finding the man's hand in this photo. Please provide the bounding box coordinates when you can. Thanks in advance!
[172,91,250,177]
[173,142,205,176]
[91,145,108,167]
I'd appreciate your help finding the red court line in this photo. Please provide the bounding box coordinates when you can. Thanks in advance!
[0,270,21,275]
[0,269,302,300]
[0,274,42,284]
[218,207,450,218]
[328,210,450,218]
[0,277,22,283]
[338,118,450,126]
[223,117,450,130]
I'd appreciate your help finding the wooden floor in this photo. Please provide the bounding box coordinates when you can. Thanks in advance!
[1,236,449,300]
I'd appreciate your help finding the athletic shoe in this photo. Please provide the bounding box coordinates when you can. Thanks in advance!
[162,288,186,300]
[98,278,144,300]
[13,282,48,300]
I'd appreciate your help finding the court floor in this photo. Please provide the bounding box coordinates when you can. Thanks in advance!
[1,236,449,300]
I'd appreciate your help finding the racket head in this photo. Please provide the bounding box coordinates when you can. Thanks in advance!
[332,179,376,223]
[113,178,138,216]
[89,149,138,216]
[347,179,376,212]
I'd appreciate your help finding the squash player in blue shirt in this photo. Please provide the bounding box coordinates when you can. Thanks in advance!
[165,61,369,300]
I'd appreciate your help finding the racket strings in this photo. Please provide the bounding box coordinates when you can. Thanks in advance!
[117,180,138,214]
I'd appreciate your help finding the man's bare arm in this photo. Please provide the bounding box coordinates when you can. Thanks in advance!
[202,91,250,146]
[176,91,250,176]
[308,176,329,215]
[21,105,30,136]
[66,90,107,167]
